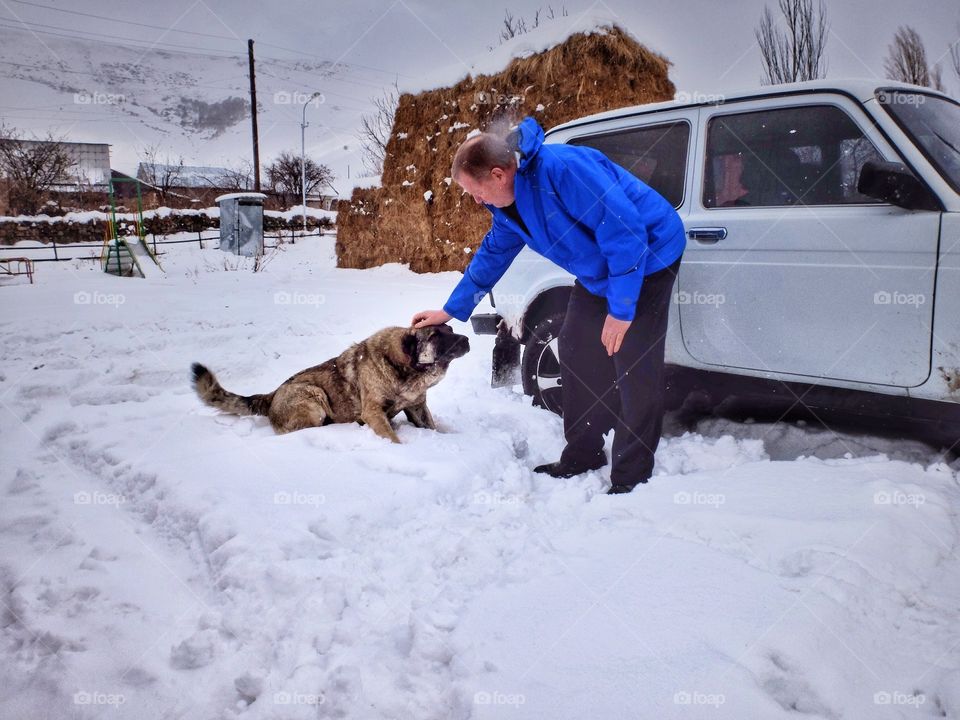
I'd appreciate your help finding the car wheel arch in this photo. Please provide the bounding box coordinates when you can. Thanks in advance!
[520,285,572,343]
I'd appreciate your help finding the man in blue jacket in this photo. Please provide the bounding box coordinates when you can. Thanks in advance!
[412,117,685,494]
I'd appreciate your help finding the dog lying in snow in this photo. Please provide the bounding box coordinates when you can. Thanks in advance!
[192,324,469,443]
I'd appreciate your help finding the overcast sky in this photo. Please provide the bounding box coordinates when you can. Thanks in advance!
[45,0,954,92]
[0,0,958,180]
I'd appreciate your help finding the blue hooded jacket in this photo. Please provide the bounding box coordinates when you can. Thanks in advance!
[443,117,686,323]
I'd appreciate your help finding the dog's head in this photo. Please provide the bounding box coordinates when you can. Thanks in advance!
[403,324,470,369]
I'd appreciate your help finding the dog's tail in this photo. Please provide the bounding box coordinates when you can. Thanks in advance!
[191,363,274,417]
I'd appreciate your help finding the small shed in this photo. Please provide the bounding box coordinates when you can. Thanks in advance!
[216,192,266,257]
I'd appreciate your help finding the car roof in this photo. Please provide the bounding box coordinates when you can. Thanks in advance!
[547,79,953,134]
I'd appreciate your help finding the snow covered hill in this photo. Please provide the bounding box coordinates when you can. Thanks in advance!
[1,237,959,719]
[0,25,385,186]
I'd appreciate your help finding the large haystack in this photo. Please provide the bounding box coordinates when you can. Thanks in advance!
[336,24,674,273]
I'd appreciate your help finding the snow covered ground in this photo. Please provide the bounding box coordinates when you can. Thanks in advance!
[1,235,959,720]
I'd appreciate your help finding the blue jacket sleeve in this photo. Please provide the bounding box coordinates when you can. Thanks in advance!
[550,152,651,321]
[442,215,525,321]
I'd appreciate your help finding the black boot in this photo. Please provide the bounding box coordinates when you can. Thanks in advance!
[534,453,606,478]
[606,479,648,495]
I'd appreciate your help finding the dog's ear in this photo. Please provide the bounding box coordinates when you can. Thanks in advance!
[401,332,419,364]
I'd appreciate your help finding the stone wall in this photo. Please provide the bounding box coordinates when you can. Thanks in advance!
[0,212,334,246]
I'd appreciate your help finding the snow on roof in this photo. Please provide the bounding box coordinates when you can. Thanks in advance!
[137,162,237,189]
[266,204,338,221]
[214,192,267,204]
[399,12,623,95]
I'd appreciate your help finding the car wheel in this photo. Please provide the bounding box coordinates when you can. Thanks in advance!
[521,312,565,416]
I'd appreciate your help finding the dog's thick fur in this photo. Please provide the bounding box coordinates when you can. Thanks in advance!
[192,325,469,443]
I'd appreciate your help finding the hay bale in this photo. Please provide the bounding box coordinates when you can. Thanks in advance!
[338,24,674,273]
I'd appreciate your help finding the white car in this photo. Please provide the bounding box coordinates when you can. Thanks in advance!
[469,80,960,449]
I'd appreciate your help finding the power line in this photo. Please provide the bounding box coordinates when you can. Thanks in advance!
[0,17,245,56]
[0,20,402,96]
[258,59,387,92]
[255,69,376,109]
[0,24,396,99]
[0,59,250,91]
[3,0,411,79]
[6,0,244,42]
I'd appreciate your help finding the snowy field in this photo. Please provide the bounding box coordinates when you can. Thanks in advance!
[1,235,959,720]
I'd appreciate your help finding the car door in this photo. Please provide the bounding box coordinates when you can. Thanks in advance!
[678,93,939,387]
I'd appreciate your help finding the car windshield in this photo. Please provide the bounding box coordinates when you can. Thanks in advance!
[879,91,960,195]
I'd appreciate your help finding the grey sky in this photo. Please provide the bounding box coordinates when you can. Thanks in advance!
[66,0,955,92]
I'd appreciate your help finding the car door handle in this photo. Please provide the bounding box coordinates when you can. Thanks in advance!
[687,227,728,243]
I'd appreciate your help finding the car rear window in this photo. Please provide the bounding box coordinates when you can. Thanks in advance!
[568,121,690,208]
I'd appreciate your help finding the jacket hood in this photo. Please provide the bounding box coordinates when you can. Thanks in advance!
[512,117,545,172]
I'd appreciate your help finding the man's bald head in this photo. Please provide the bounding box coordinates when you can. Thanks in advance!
[451,132,517,182]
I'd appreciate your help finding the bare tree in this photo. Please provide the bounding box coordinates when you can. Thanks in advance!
[137,144,185,202]
[0,124,76,214]
[755,0,829,84]
[209,160,254,192]
[884,26,945,90]
[493,6,568,47]
[499,10,528,43]
[358,84,399,176]
[265,150,334,205]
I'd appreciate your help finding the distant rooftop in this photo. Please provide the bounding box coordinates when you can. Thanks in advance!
[136,162,236,189]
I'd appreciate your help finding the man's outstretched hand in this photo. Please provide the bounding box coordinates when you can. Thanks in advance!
[411,309,452,329]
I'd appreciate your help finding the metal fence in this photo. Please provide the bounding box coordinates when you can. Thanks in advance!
[0,228,326,264]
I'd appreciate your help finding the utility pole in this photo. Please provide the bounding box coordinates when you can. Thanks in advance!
[300,91,322,236]
[248,39,261,192]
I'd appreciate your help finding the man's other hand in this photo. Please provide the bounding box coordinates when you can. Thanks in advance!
[601,314,631,356]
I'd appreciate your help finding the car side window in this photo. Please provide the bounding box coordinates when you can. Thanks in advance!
[568,121,690,208]
[703,105,885,208]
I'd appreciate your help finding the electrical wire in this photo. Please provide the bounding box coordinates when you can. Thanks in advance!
[2,0,411,78]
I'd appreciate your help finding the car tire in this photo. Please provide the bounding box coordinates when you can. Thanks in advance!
[521,311,566,416]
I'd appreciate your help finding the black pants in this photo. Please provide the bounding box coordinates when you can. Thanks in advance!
[558,256,681,485]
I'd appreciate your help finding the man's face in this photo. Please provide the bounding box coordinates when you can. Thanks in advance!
[456,166,516,208]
